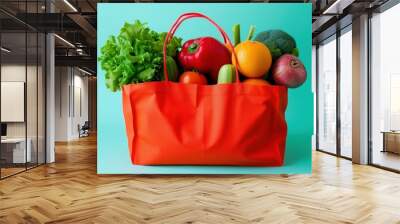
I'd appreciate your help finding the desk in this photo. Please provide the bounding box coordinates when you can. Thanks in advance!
[1,138,31,163]
[382,131,400,154]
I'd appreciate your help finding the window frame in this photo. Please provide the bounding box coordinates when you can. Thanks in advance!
[367,1,400,173]
[315,24,353,161]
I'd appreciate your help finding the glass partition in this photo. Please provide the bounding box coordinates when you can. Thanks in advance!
[1,30,27,178]
[0,1,46,179]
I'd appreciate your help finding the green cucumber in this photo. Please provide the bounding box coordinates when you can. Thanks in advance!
[246,25,256,41]
[217,64,236,84]
[233,24,241,46]
[162,56,179,82]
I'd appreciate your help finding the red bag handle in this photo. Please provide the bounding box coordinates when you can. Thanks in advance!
[163,12,240,83]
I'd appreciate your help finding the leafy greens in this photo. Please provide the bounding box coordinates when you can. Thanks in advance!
[99,20,182,91]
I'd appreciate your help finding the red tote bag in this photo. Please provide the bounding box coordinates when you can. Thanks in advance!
[122,13,288,166]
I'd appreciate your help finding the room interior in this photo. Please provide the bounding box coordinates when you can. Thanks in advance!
[369,5,400,170]
[0,0,400,222]
[314,1,400,171]
[0,30,46,177]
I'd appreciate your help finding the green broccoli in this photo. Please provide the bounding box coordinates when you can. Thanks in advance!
[254,30,298,60]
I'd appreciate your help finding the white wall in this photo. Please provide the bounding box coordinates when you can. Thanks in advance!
[1,82,25,122]
[1,65,39,137]
[1,65,27,140]
[54,67,89,141]
[71,73,89,139]
[55,66,69,141]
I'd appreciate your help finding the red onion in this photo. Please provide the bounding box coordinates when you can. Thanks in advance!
[271,54,306,88]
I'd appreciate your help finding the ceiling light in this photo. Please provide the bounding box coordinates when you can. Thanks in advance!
[1,47,11,53]
[323,0,356,15]
[63,0,78,12]
[323,0,343,14]
[76,48,86,56]
[54,34,75,48]
[77,67,93,76]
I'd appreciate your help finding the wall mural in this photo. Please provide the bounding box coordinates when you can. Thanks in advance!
[97,3,313,174]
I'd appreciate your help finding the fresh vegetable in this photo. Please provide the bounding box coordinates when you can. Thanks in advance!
[217,64,236,84]
[246,25,256,41]
[254,30,298,60]
[232,41,272,78]
[161,56,179,82]
[272,54,306,88]
[227,24,254,52]
[178,37,231,82]
[179,71,207,85]
[99,20,182,91]
[225,24,241,53]
[243,79,270,86]
[233,24,241,46]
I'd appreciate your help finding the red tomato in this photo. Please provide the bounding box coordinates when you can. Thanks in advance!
[179,71,207,85]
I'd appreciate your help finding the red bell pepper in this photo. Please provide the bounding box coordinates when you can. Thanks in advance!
[178,37,231,82]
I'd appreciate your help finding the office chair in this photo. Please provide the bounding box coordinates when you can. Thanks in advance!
[79,121,90,138]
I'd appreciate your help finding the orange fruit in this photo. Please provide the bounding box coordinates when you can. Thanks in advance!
[243,79,270,86]
[232,41,272,78]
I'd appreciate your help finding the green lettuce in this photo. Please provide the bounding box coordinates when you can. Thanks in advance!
[99,20,181,91]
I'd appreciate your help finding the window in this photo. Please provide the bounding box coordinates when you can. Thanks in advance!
[371,3,400,171]
[317,36,337,154]
[339,27,352,158]
[312,45,317,150]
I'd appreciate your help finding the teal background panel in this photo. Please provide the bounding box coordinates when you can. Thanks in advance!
[97,3,313,174]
